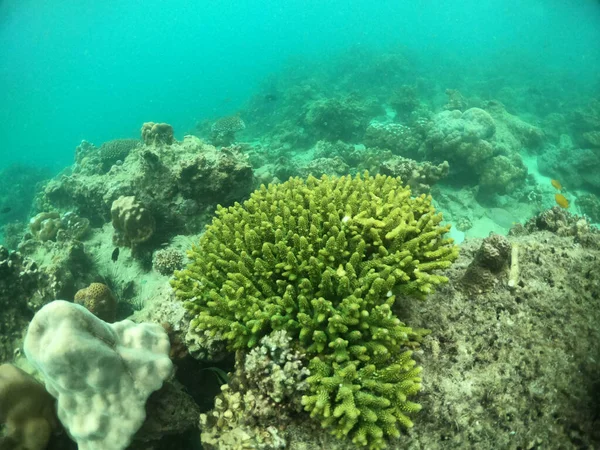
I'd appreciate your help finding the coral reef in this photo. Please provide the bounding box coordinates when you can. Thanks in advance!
[35,135,250,237]
[0,363,59,450]
[141,122,174,146]
[379,155,449,195]
[297,156,350,178]
[303,95,375,142]
[172,173,459,448]
[17,235,95,304]
[111,195,156,249]
[153,248,185,275]
[364,121,425,159]
[0,246,40,362]
[421,106,530,195]
[443,88,468,111]
[538,143,600,194]
[98,139,140,172]
[0,164,50,231]
[577,193,600,223]
[461,233,512,292]
[512,206,597,242]
[73,139,140,176]
[210,115,246,147]
[200,331,309,449]
[74,282,117,322]
[29,211,90,242]
[29,212,62,242]
[24,300,173,450]
[397,224,600,449]
[570,99,600,148]
[389,85,420,118]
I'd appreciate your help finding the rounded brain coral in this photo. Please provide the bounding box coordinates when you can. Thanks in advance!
[172,172,459,448]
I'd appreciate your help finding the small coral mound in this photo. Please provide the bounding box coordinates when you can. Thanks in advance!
[304,95,372,142]
[211,115,246,146]
[379,155,449,195]
[423,107,528,194]
[200,330,308,449]
[74,282,117,322]
[23,300,173,450]
[141,122,174,146]
[29,211,90,242]
[172,173,459,448]
[98,139,139,171]
[29,212,61,242]
[514,206,596,241]
[111,195,155,249]
[0,363,59,450]
[461,233,512,292]
[153,248,185,275]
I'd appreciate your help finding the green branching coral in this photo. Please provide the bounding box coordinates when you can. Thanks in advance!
[172,172,458,448]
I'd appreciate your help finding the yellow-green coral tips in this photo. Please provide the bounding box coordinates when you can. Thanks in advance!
[172,172,458,448]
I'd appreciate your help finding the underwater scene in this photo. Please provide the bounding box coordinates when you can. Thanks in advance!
[1,1,600,449]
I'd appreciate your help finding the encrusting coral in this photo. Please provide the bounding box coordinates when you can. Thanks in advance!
[172,172,459,448]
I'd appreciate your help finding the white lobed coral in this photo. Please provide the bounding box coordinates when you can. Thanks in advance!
[23,300,173,450]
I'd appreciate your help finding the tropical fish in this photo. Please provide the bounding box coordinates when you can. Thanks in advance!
[111,247,120,262]
[551,179,562,190]
[555,193,569,209]
[0,206,11,214]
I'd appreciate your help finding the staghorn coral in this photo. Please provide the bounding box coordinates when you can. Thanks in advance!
[74,282,117,323]
[141,122,174,146]
[172,173,459,448]
[111,195,155,249]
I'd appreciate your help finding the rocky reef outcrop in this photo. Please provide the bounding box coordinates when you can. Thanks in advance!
[36,134,254,239]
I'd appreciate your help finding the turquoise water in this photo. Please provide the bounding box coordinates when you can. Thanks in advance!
[3,2,600,450]
[1,0,598,169]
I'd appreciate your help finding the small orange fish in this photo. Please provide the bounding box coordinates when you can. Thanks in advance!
[551,179,562,190]
[555,193,569,209]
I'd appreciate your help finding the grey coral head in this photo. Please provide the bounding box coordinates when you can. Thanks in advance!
[211,115,246,134]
